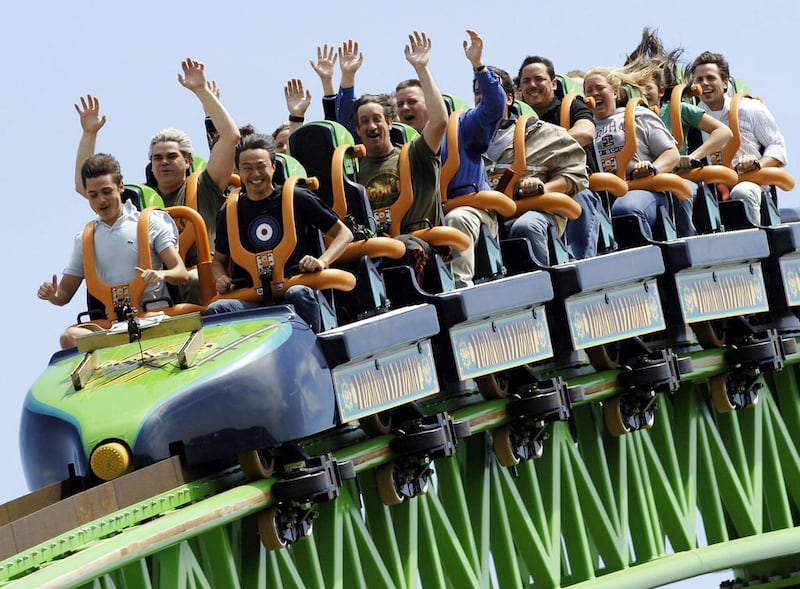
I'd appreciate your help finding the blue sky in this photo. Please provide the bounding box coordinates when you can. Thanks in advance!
[4,1,798,585]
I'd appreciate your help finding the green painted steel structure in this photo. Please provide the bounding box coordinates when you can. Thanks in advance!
[3,348,799,588]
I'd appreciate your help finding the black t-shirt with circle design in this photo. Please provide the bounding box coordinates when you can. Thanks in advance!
[214,186,339,285]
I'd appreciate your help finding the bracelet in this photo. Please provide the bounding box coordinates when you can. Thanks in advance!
[473,64,486,73]
[288,115,305,123]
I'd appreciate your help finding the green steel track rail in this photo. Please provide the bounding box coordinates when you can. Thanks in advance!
[3,346,800,588]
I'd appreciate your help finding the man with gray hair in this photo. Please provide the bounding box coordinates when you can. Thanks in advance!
[74,57,240,247]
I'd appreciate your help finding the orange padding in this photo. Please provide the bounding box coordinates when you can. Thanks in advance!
[443,190,517,217]
[737,168,795,191]
[211,268,356,306]
[627,173,693,200]
[410,226,471,253]
[283,268,356,292]
[336,237,406,264]
[514,192,582,220]
[589,173,628,196]
[678,165,738,187]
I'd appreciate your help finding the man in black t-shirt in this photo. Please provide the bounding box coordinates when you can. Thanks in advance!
[206,134,352,331]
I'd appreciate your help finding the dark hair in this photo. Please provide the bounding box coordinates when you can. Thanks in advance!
[235,133,277,168]
[488,66,515,97]
[623,27,685,90]
[352,93,396,126]
[690,51,730,82]
[208,123,256,150]
[81,153,123,188]
[517,55,555,82]
[271,122,290,140]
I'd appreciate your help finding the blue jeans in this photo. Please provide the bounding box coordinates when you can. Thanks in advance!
[611,189,671,239]
[508,210,557,266]
[674,181,698,237]
[205,285,322,332]
[565,189,601,259]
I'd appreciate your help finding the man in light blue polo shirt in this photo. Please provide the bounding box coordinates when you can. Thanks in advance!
[38,154,188,349]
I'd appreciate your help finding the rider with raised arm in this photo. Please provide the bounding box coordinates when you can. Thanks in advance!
[442,30,506,287]
[352,31,448,284]
[74,59,240,305]
[74,58,240,249]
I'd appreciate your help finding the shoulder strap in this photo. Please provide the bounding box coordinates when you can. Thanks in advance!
[82,210,150,320]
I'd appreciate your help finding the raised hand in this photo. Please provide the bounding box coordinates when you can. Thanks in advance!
[178,57,207,93]
[463,29,484,69]
[404,31,432,70]
[74,94,107,134]
[284,78,312,117]
[310,44,337,81]
[338,39,364,76]
[206,79,220,99]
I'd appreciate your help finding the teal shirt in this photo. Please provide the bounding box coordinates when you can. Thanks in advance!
[660,101,705,155]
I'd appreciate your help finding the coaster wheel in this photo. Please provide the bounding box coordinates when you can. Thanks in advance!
[694,320,726,349]
[258,506,287,551]
[492,425,520,468]
[376,463,404,506]
[476,372,511,399]
[238,449,275,480]
[617,360,673,389]
[676,356,694,375]
[391,422,449,456]
[361,411,393,435]
[726,339,775,366]
[710,374,736,413]
[586,344,621,371]
[507,390,564,420]
[603,397,632,436]
[272,469,331,502]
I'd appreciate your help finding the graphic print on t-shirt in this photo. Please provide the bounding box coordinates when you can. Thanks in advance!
[596,117,625,175]
[248,214,282,250]
[365,171,401,210]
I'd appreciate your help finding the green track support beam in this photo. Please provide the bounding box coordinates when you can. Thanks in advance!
[4,362,800,588]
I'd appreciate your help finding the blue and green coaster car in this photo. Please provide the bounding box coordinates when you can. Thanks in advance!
[20,307,338,490]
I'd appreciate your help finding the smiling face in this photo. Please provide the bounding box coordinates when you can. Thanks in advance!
[584,73,618,119]
[150,141,192,194]
[356,101,393,157]
[236,148,276,199]
[692,63,727,111]
[394,86,427,133]
[85,174,124,225]
[518,62,557,114]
